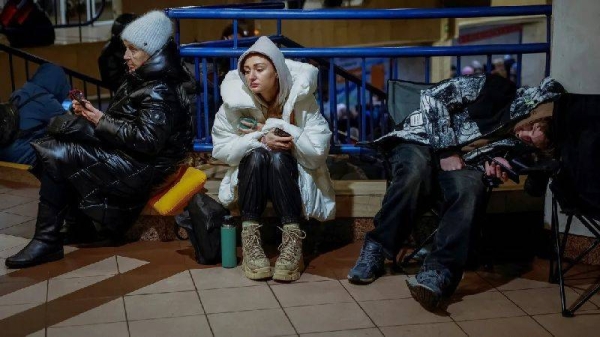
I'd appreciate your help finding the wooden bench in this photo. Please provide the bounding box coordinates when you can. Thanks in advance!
[0,160,537,242]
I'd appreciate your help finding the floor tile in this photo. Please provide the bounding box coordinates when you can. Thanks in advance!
[0,212,33,230]
[569,280,600,307]
[360,298,451,327]
[446,290,526,321]
[48,275,113,301]
[0,233,30,248]
[380,322,466,337]
[0,243,27,259]
[200,284,279,314]
[54,256,119,279]
[125,290,203,321]
[533,310,600,337]
[0,258,13,276]
[27,329,46,337]
[190,266,260,290]
[268,272,335,285]
[0,281,47,305]
[47,322,129,337]
[0,219,36,239]
[6,187,40,199]
[51,297,126,327]
[478,270,555,291]
[209,308,296,337]
[129,315,212,337]
[285,302,374,334]
[458,316,551,337]
[503,286,598,315]
[301,328,383,337]
[341,275,411,302]
[129,270,196,295]
[0,194,35,211]
[3,200,38,217]
[453,272,495,295]
[116,255,149,273]
[0,302,39,320]
[271,280,353,307]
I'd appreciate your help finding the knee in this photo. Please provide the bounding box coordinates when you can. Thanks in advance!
[241,147,270,170]
[444,178,485,208]
[271,151,298,174]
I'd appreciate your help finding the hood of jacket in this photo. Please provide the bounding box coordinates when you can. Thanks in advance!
[220,38,317,120]
[15,63,70,103]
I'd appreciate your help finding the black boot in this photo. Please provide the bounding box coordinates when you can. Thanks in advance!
[62,207,99,245]
[5,201,67,269]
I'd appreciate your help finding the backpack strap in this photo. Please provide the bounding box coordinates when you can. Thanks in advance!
[12,92,47,109]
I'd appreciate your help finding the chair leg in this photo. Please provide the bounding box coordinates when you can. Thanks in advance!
[551,196,571,317]
[401,228,437,267]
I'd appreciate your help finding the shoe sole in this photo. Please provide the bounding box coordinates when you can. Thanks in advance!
[242,263,273,280]
[5,250,64,269]
[405,279,441,311]
[273,261,304,282]
[347,267,384,285]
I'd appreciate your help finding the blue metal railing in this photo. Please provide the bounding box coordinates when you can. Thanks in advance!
[0,43,111,106]
[166,5,552,154]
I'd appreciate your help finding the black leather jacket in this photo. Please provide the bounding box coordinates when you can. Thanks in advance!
[33,39,194,233]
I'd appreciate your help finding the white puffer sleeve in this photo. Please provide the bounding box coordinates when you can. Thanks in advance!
[211,105,264,166]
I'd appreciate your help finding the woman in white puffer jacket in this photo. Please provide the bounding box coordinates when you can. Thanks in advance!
[211,36,335,281]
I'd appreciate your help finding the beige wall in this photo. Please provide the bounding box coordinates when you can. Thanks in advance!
[0,42,107,100]
[120,0,446,46]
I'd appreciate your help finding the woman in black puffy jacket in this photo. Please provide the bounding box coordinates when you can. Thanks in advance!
[6,10,194,269]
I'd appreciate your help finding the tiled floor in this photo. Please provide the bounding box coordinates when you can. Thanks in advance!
[1,180,600,336]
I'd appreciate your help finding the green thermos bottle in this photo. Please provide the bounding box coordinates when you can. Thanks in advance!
[221,215,237,268]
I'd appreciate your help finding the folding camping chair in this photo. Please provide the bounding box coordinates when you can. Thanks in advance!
[547,93,600,317]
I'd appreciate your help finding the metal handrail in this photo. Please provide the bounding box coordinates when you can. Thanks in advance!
[166,5,551,20]
[180,43,549,58]
[167,5,553,154]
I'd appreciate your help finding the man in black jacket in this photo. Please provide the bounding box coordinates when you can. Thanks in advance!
[348,74,564,311]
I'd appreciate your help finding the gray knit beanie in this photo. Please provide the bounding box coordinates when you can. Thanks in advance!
[121,10,173,55]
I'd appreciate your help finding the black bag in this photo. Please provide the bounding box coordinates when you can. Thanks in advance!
[0,92,46,146]
[0,0,55,48]
[175,193,230,265]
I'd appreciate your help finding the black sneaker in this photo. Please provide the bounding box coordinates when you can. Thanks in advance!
[347,238,385,284]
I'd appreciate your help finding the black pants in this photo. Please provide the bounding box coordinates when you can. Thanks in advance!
[367,143,486,275]
[237,147,302,225]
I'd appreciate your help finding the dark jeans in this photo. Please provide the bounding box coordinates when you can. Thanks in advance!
[237,147,302,225]
[367,143,486,274]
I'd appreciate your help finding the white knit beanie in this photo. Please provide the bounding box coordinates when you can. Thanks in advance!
[121,10,173,55]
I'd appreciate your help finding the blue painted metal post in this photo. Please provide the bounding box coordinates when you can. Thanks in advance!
[277,19,282,36]
[175,19,180,46]
[202,58,210,142]
[456,56,461,76]
[487,54,492,74]
[194,58,203,141]
[517,28,523,87]
[329,59,338,143]
[361,58,367,141]
[345,81,351,144]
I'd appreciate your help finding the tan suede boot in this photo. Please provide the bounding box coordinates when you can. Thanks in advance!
[241,222,273,280]
[273,223,306,281]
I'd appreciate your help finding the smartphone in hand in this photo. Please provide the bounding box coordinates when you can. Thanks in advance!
[69,89,91,111]
[273,128,291,138]
[486,156,520,184]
